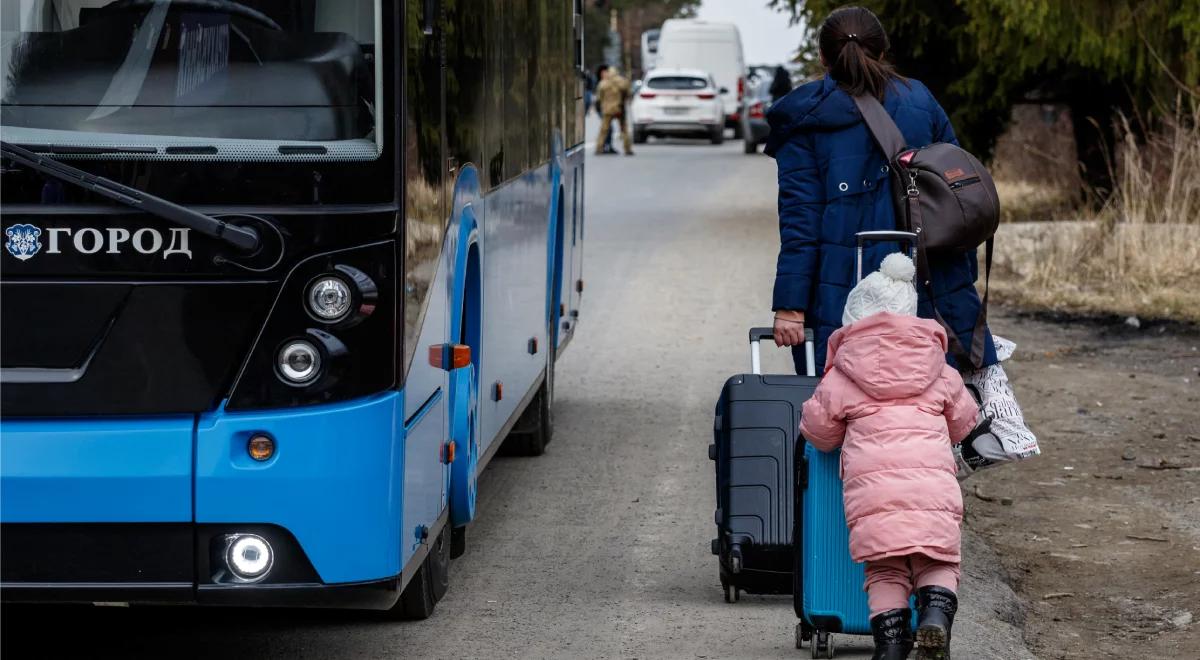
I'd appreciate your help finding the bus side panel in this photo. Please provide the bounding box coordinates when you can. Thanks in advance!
[559,148,585,353]
[194,393,404,584]
[477,168,554,454]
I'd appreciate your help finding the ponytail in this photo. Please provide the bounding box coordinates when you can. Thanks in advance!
[818,7,900,100]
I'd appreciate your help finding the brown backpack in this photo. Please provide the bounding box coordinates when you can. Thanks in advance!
[853,94,1000,369]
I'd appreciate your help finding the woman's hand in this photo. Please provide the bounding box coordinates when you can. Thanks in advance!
[773,310,806,347]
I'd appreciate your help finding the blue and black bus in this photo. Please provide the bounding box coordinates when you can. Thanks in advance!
[0,0,586,618]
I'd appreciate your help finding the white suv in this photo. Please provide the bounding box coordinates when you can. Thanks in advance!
[630,69,726,145]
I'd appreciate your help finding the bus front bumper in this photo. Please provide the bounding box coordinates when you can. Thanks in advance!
[0,522,404,609]
[0,392,411,608]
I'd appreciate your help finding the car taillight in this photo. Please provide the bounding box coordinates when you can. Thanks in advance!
[640,92,657,99]
[750,102,765,119]
[737,77,745,102]
[698,93,715,100]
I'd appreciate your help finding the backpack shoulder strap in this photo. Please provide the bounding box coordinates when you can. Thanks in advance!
[853,94,907,159]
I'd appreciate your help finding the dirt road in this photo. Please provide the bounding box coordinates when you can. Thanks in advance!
[969,309,1200,659]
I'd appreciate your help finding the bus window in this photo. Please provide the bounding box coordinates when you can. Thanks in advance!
[0,0,383,160]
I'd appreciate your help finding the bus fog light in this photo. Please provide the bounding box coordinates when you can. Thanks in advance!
[225,534,273,581]
[247,434,275,461]
[307,276,353,321]
[277,341,321,384]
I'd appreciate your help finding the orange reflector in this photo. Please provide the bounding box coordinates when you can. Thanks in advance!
[493,381,503,401]
[443,441,456,464]
[450,344,471,369]
[247,434,275,462]
[429,344,471,370]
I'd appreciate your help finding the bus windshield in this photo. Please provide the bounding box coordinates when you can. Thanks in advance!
[0,0,382,161]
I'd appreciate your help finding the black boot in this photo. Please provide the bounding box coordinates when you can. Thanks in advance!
[870,608,913,660]
[915,586,958,660]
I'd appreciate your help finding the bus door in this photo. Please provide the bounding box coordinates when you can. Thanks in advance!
[401,0,450,561]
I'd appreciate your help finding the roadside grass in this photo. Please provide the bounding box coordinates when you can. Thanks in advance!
[990,97,1200,324]
[994,179,1078,223]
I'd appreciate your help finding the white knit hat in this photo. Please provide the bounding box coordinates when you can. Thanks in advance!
[842,252,919,326]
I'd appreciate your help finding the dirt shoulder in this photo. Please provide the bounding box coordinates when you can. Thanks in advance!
[967,306,1200,659]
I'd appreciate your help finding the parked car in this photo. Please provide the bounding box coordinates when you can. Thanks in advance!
[630,69,726,145]
[741,70,774,154]
[655,20,745,138]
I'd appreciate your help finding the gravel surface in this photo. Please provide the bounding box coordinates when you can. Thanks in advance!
[1,134,1036,659]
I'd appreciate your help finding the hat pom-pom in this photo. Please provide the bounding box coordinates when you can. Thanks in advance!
[879,252,916,282]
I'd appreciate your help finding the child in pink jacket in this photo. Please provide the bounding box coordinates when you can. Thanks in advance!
[799,253,979,660]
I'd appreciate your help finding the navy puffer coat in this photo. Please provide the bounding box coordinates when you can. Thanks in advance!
[765,75,997,373]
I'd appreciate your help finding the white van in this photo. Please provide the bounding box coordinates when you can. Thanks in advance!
[655,20,746,136]
[641,28,661,73]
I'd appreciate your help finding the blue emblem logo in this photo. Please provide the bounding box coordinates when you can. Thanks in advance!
[5,224,43,261]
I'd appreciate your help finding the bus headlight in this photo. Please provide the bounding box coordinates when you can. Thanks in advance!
[277,340,322,385]
[306,276,353,321]
[225,534,274,581]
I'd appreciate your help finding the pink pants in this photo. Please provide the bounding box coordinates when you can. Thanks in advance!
[864,554,960,618]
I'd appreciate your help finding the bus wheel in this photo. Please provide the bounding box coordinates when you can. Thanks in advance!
[394,525,451,619]
[500,367,553,457]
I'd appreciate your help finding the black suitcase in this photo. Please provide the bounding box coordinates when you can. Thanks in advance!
[709,327,818,603]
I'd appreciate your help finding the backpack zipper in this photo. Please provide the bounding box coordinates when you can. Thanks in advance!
[949,176,982,190]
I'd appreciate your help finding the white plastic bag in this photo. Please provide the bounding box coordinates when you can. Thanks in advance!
[954,335,1040,480]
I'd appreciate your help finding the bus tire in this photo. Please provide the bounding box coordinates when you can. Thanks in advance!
[450,526,467,559]
[394,525,451,619]
[499,370,553,457]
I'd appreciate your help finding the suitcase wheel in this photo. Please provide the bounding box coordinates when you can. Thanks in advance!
[729,544,743,574]
[810,631,834,659]
[795,622,813,649]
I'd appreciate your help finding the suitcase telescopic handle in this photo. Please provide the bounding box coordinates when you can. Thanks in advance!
[855,230,919,284]
[748,327,816,377]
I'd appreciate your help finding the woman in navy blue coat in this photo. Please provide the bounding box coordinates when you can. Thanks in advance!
[765,8,997,375]
[767,8,1040,658]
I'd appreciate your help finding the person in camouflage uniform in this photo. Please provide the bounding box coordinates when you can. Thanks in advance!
[595,66,633,156]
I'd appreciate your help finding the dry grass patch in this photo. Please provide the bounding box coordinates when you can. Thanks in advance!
[992,97,1200,323]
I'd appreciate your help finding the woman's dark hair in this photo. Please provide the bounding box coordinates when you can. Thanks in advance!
[818,6,899,100]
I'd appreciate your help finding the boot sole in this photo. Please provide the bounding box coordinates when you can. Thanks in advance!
[915,624,949,660]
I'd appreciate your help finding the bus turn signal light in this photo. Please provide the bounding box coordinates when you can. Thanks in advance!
[247,434,275,461]
[450,344,471,369]
[428,343,472,370]
[442,441,456,465]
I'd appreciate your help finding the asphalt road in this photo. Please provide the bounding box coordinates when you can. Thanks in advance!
[1,131,1036,659]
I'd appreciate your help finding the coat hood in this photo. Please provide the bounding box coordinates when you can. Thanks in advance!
[764,75,914,156]
[826,312,947,400]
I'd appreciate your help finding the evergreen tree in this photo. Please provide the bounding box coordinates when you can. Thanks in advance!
[770,0,1200,197]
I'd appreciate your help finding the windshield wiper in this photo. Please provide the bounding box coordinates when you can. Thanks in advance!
[0,141,259,251]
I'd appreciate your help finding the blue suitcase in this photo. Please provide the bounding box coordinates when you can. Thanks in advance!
[793,231,920,657]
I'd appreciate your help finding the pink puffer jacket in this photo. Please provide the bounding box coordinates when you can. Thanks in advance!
[799,312,979,564]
